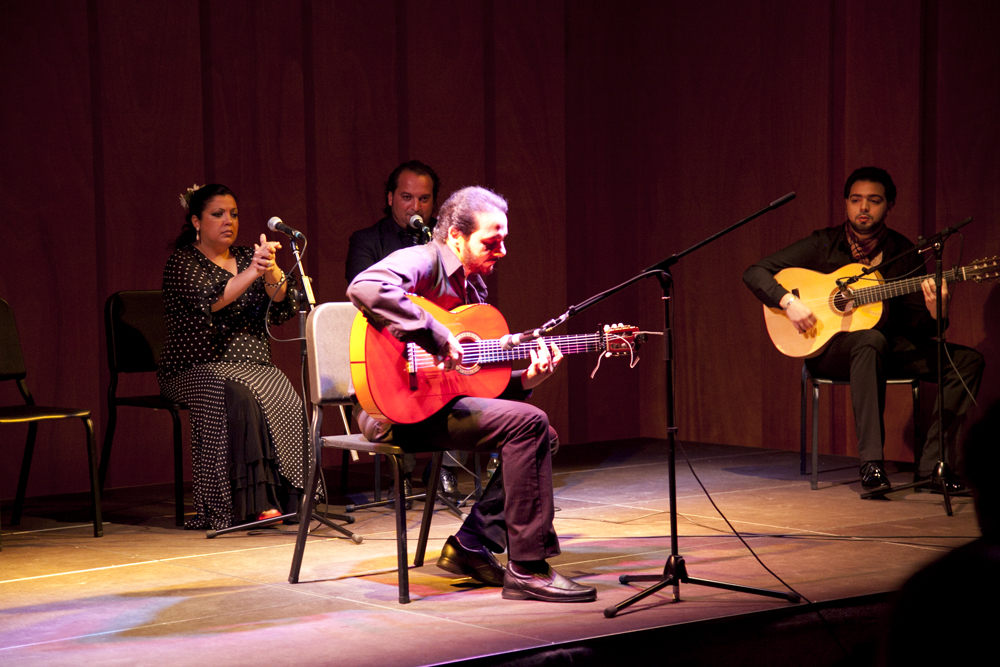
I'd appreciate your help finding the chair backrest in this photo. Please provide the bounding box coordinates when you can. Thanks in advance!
[0,297,27,381]
[105,290,168,375]
[306,302,360,407]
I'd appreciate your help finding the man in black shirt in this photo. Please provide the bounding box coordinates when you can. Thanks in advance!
[345,160,439,283]
[744,167,984,494]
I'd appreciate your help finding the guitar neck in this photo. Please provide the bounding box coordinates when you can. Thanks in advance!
[462,332,608,364]
[853,269,958,306]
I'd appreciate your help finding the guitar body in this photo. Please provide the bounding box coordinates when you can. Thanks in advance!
[350,295,514,424]
[763,264,884,358]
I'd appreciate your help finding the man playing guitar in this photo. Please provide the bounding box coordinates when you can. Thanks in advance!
[347,185,596,603]
[743,167,984,494]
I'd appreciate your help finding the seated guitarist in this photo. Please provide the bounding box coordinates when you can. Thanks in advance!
[743,167,984,495]
[347,185,597,603]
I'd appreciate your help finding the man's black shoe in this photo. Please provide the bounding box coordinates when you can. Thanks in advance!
[423,463,459,496]
[501,563,597,603]
[436,535,505,586]
[860,461,891,494]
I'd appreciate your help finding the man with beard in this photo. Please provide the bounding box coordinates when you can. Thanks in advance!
[347,185,596,602]
[743,167,983,494]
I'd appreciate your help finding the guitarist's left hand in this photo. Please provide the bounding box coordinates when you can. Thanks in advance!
[521,338,563,391]
[922,277,950,319]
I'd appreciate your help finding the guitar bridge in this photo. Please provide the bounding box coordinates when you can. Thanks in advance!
[405,342,418,390]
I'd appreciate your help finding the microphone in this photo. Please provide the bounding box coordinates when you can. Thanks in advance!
[409,214,432,243]
[267,216,305,240]
[408,214,430,232]
[499,329,542,350]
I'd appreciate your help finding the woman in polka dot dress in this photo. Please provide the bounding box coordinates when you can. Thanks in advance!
[158,184,305,530]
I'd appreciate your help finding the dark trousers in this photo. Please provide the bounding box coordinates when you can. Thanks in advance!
[359,396,560,562]
[806,329,984,475]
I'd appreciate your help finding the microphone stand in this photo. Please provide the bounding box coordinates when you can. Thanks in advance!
[208,235,358,540]
[601,193,801,617]
[857,218,973,513]
[513,193,801,616]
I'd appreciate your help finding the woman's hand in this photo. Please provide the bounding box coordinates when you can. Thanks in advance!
[252,233,282,277]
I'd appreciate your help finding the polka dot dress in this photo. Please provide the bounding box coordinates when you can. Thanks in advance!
[158,245,306,530]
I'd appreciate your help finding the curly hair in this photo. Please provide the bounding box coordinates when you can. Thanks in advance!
[433,186,508,242]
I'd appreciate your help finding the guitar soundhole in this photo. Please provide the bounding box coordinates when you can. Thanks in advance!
[830,289,855,315]
[456,332,482,376]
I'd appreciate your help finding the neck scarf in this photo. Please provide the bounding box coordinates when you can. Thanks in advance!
[844,220,888,266]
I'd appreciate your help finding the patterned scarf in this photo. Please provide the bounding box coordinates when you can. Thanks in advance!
[844,220,889,266]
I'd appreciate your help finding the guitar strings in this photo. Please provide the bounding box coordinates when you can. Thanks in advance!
[785,269,957,310]
[405,333,606,371]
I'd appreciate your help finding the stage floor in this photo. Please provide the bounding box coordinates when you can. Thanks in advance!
[1,440,978,666]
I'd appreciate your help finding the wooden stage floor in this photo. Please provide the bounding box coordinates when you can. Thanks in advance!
[1,440,978,666]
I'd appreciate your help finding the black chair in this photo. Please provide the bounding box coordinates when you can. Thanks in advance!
[1,297,103,548]
[288,302,451,603]
[101,290,187,526]
[800,363,920,490]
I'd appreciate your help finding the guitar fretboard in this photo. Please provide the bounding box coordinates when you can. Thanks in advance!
[852,269,958,306]
[404,332,615,371]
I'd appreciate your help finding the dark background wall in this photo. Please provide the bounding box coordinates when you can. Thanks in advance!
[2,0,998,500]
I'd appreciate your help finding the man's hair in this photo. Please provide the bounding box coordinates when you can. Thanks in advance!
[433,186,508,242]
[844,167,897,204]
[382,160,441,217]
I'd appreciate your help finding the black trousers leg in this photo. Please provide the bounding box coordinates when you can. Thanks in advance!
[806,330,888,464]
[887,337,985,475]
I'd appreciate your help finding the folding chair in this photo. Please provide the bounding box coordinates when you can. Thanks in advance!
[288,302,449,603]
[1,297,102,547]
[101,290,186,525]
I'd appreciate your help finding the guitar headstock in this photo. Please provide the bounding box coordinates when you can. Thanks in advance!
[600,323,646,355]
[963,257,1000,283]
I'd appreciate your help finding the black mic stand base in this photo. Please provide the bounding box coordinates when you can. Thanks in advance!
[860,460,960,515]
[605,555,800,618]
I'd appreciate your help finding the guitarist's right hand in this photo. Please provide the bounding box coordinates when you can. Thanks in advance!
[785,299,817,333]
[435,333,464,371]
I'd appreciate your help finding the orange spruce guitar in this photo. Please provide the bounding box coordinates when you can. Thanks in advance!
[350,294,644,424]
[763,257,999,358]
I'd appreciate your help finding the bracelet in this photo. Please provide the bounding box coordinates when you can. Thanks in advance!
[264,270,285,289]
[782,295,796,310]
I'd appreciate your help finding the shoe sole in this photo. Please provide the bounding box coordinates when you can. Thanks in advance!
[436,555,504,587]
[501,587,596,603]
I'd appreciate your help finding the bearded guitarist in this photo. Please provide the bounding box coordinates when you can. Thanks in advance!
[347,185,596,603]
[743,167,984,496]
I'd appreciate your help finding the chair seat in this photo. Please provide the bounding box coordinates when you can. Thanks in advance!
[0,406,92,423]
[115,395,186,411]
[801,364,920,490]
[320,434,444,456]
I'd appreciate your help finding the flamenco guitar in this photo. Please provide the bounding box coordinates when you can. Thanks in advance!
[763,257,999,358]
[350,294,645,424]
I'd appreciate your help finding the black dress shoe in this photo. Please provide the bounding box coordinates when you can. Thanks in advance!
[424,463,459,496]
[436,535,506,586]
[502,563,597,603]
[860,461,891,494]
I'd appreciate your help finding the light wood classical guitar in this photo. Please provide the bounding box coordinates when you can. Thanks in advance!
[763,257,999,358]
[350,294,644,424]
